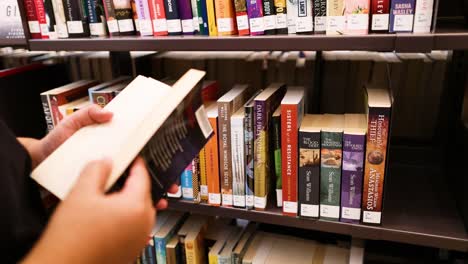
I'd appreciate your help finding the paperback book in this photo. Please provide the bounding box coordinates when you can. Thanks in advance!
[370,0,389,32]
[413,0,433,33]
[246,0,264,35]
[389,0,415,33]
[326,0,345,35]
[231,107,246,207]
[344,0,370,35]
[314,0,326,33]
[271,106,282,207]
[148,0,168,35]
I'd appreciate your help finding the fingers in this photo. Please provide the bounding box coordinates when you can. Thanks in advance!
[61,104,113,132]
[121,157,151,202]
[74,158,113,194]
[155,199,168,210]
[167,184,179,194]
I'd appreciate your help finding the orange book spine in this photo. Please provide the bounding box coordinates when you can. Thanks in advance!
[206,116,221,206]
[281,104,298,216]
[214,0,238,35]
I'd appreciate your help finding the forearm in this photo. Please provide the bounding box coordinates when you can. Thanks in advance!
[17,137,45,169]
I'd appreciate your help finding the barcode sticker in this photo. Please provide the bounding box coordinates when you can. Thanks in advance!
[342,207,361,220]
[118,19,134,32]
[195,106,213,139]
[276,13,287,29]
[287,17,296,33]
[276,189,282,207]
[283,201,297,214]
[254,196,267,209]
[222,194,233,206]
[393,14,414,31]
[363,211,381,224]
[264,15,276,30]
[301,204,319,217]
[320,204,340,218]
[182,19,194,33]
[249,17,264,33]
[217,18,234,33]
[233,195,246,207]
[326,16,345,34]
[200,185,208,196]
[167,188,182,198]
[246,195,254,207]
[40,23,49,35]
[236,15,249,31]
[371,14,389,31]
[153,19,168,33]
[90,22,106,36]
[139,19,153,35]
[167,19,182,33]
[347,14,368,30]
[209,193,221,205]
[182,187,194,199]
[67,21,84,34]
[28,21,40,33]
[107,20,119,33]
[57,24,68,38]
[314,16,326,32]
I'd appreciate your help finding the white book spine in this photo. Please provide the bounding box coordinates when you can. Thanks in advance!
[296,0,313,33]
[413,0,434,33]
[231,115,246,207]
[286,0,298,33]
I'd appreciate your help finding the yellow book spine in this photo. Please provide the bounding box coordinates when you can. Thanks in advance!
[199,147,208,202]
[185,240,195,264]
[214,0,237,35]
[209,253,218,264]
[206,0,218,36]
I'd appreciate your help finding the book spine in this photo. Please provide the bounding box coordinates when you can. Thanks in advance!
[413,0,433,33]
[272,112,282,207]
[340,133,365,223]
[244,105,255,209]
[296,0,313,33]
[141,248,148,264]
[231,115,246,208]
[218,102,233,206]
[286,0,297,33]
[199,147,209,202]
[205,0,218,35]
[49,95,64,127]
[114,0,136,34]
[178,0,195,34]
[145,239,156,264]
[131,0,140,33]
[389,0,415,33]
[370,0,389,32]
[246,0,264,35]
[51,0,69,37]
[134,0,154,35]
[254,100,268,210]
[86,0,107,36]
[91,93,114,107]
[362,107,390,224]
[214,0,237,35]
[281,105,299,215]
[40,94,54,132]
[148,0,168,35]
[34,0,50,38]
[181,163,194,200]
[298,130,320,218]
[313,0,326,33]
[44,0,57,38]
[62,0,91,37]
[262,0,276,34]
[207,116,221,205]
[192,156,201,203]
[164,0,182,35]
[196,0,209,34]
[319,130,343,221]
[155,237,168,264]
[234,0,249,35]
[103,0,120,35]
[326,0,345,35]
[23,0,42,39]
[274,0,287,33]
[344,0,369,35]
[191,0,199,32]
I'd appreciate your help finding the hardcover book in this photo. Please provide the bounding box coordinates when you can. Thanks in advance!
[114,0,136,34]
[370,0,389,32]
[246,0,264,35]
[35,0,50,37]
[344,0,370,35]
[205,103,221,206]
[51,0,69,38]
[23,0,42,39]
[86,0,107,36]
[413,0,433,33]
[218,85,250,206]
[274,0,287,33]
[286,0,297,33]
[313,0,326,33]
[178,0,195,34]
[326,0,345,35]
[181,163,194,200]
[280,87,305,216]
[164,0,182,35]
[298,114,323,218]
[205,0,218,35]
[296,0,313,33]
[147,0,168,35]
[234,0,250,35]
[103,0,120,35]
[215,0,238,35]
[196,0,209,34]
[362,87,392,224]
[271,106,282,207]
[134,0,154,35]
[32,70,214,205]
[62,0,90,37]
[263,0,277,34]
[389,0,415,33]
[340,114,366,223]
[191,0,199,32]
[231,107,246,207]
[254,83,286,210]
[319,114,344,221]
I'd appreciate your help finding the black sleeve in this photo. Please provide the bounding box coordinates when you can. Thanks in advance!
[0,120,47,263]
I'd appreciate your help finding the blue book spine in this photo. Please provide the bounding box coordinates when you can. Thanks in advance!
[154,237,167,264]
[181,163,194,200]
[196,0,209,35]
[389,0,416,33]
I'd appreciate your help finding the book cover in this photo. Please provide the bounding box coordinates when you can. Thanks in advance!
[326,0,345,35]
[313,0,326,33]
[271,106,282,207]
[178,0,195,34]
[319,114,344,221]
[85,0,107,36]
[244,91,261,209]
[166,236,182,264]
[217,226,244,264]
[362,87,391,224]
[263,0,276,34]
[280,87,305,216]
[413,0,433,33]
[34,0,49,38]
[341,114,366,223]
[389,0,415,33]
[246,0,264,35]
[205,103,221,206]
[191,0,199,32]
[274,0,287,33]
[155,212,187,264]
[218,85,250,206]
[192,155,201,203]
[254,83,286,210]
[181,163,194,200]
[370,0,389,32]
[298,114,322,218]
[164,0,182,35]
[296,0,313,33]
[185,220,209,264]
[196,0,209,34]
[62,0,90,37]
[88,77,131,106]
[214,0,237,35]
[148,0,168,35]
[134,0,154,35]
[234,0,250,35]
[114,0,136,34]
[344,0,369,35]
[205,0,218,35]
[231,107,246,208]
[103,0,120,35]
[199,147,208,203]
[51,0,69,38]
[23,0,42,39]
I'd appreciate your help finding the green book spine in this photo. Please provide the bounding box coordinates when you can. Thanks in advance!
[272,113,282,207]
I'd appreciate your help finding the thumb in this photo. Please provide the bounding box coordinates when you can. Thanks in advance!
[120,157,151,202]
[73,158,113,194]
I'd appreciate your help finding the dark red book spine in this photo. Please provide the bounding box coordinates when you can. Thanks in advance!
[370,0,390,33]
[33,0,49,38]
[23,0,42,39]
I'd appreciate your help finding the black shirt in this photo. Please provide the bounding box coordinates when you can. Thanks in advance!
[0,120,46,263]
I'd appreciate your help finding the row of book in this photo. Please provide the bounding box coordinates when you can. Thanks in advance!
[23,0,435,39]
[135,211,350,264]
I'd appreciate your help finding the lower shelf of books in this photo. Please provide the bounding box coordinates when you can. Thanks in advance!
[168,163,468,252]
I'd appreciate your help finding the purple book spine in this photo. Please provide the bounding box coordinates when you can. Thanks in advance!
[135,0,153,35]
[389,0,416,33]
[340,133,365,223]
[246,0,265,35]
[177,0,194,34]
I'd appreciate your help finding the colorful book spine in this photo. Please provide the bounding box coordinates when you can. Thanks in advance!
[144,238,157,264]
[272,111,282,207]
[205,0,218,35]
[23,0,42,39]
[86,0,107,36]
[34,0,49,38]
[103,0,120,36]
[234,0,250,35]
[262,0,276,34]
[164,0,182,35]
[214,0,237,35]
[181,163,194,200]
[231,111,246,208]
[199,148,209,203]
[296,0,313,33]
[413,0,433,33]
[51,0,69,38]
[114,0,136,34]
[135,0,154,35]
[344,0,370,35]
[196,0,209,34]
[341,132,365,223]
[286,0,297,33]
[246,0,264,35]
[274,0,287,34]
[148,0,168,35]
[313,0,326,33]
[191,0,200,32]
[178,0,195,34]
[219,101,233,207]
[370,0,389,32]
[207,114,221,206]
[253,100,267,210]
[389,0,415,33]
[192,156,201,203]
[63,0,90,37]
[244,102,255,209]
[326,0,345,35]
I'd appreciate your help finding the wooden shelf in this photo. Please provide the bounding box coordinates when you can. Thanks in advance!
[168,164,468,252]
[0,38,27,46]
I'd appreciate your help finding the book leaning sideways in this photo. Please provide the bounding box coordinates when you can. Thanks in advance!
[31,69,214,203]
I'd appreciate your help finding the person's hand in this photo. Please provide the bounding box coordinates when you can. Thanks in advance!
[21,157,177,264]
[19,104,113,169]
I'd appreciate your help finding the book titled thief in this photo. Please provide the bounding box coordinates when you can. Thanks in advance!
[326,0,345,35]
[389,0,415,33]
[231,107,246,208]
[296,0,313,33]
[244,91,261,209]
[413,0,433,33]
[246,0,264,35]
[281,87,305,216]
[164,0,183,35]
[344,0,370,35]
[272,106,282,207]
[314,0,326,33]
[370,0,390,32]
[298,114,322,218]
[362,87,392,224]
[340,114,366,223]
[319,114,344,221]
[234,0,250,35]
[148,0,168,35]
